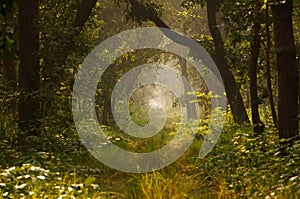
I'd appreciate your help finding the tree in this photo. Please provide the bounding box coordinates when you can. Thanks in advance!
[126,0,250,124]
[1,0,17,90]
[249,7,265,134]
[18,0,40,136]
[42,0,98,87]
[206,0,249,124]
[265,1,277,127]
[272,0,299,140]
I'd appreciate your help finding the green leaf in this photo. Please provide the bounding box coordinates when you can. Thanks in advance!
[84,176,96,187]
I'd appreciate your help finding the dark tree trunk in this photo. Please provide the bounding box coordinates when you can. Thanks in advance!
[18,0,40,136]
[249,14,264,134]
[298,58,300,117]
[206,0,249,125]
[272,0,299,139]
[265,2,277,127]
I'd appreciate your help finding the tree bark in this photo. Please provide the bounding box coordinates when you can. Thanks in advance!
[18,0,40,136]
[265,2,277,127]
[272,0,299,139]
[206,0,249,124]
[249,14,264,134]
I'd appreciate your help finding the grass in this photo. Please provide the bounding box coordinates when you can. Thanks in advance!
[0,106,299,198]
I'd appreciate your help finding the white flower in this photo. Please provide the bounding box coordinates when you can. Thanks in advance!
[29,191,35,196]
[0,183,6,187]
[30,166,41,171]
[8,166,15,171]
[39,168,49,173]
[37,175,45,180]
[3,192,8,197]
[289,176,298,181]
[15,183,27,189]
[57,194,67,199]
[25,175,30,179]
[71,183,83,187]
[0,171,9,177]
[91,184,99,189]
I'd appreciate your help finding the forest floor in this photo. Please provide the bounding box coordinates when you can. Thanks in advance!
[0,121,300,198]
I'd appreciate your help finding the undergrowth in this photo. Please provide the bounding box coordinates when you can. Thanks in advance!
[0,110,299,198]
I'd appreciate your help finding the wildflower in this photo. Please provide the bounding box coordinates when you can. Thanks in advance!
[37,175,46,180]
[15,183,27,189]
[8,166,15,171]
[290,176,298,181]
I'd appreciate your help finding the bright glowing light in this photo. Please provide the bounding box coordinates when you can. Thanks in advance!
[149,100,164,109]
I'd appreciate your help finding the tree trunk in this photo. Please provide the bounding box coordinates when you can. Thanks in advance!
[272,0,299,139]
[18,0,40,136]
[249,14,264,134]
[206,0,249,125]
[265,2,277,127]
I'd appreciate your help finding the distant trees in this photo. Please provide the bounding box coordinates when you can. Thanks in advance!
[0,0,299,144]
[126,0,250,125]
[125,0,299,141]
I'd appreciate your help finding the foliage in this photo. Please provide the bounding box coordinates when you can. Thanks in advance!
[0,164,114,198]
[139,171,194,198]
[192,122,300,198]
[0,0,299,198]
[0,106,300,197]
